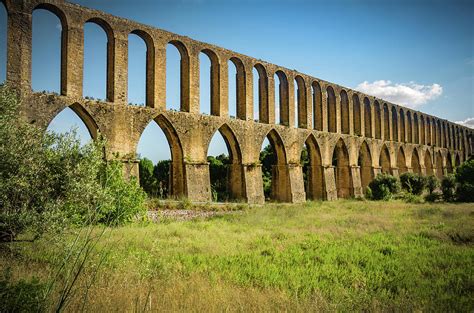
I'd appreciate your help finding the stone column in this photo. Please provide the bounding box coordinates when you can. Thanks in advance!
[6,7,32,95]
[271,165,291,202]
[305,83,313,129]
[322,90,328,132]
[267,74,276,124]
[184,161,211,202]
[215,59,228,117]
[391,167,400,178]
[287,163,306,203]
[372,165,382,178]
[153,44,166,110]
[62,25,84,97]
[108,36,128,104]
[335,93,341,133]
[306,165,325,200]
[242,163,265,204]
[323,165,337,200]
[187,50,200,114]
[351,165,364,197]
[243,64,254,121]
[287,77,295,128]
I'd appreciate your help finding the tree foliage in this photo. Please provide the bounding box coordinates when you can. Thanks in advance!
[0,85,146,242]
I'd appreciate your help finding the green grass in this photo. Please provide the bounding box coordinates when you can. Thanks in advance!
[1,200,473,311]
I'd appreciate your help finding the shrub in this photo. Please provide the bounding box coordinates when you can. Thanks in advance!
[368,174,400,200]
[455,159,474,202]
[426,175,440,194]
[0,85,146,241]
[98,160,147,226]
[441,174,456,202]
[400,172,427,195]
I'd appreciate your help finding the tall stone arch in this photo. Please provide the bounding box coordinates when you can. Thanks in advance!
[411,148,421,174]
[358,141,373,192]
[332,138,352,198]
[304,134,324,199]
[397,146,408,174]
[380,144,391,174]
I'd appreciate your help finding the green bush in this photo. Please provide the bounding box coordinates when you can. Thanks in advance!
[425,175,440,194]
[0,85,146,241]
[368,173,400,200]
[98,160,147,225]
[455,159,474,202]
[441,174,456,202]
[400,172,427,195]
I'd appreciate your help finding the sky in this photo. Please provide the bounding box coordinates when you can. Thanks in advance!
[0,0,472,163]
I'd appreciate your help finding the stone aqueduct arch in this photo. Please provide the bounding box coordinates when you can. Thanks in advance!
[2,0,473,204]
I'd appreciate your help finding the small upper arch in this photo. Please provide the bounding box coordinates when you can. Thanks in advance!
[33,3,68,29]
[85,17,114,40]
[130,29,155,50]
[206,123,242,163]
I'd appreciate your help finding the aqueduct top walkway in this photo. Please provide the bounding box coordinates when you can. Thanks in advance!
[3,0,473,203]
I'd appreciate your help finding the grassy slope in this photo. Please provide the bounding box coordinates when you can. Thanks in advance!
[1,200,473,312]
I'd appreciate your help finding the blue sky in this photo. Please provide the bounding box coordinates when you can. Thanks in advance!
[0,0,472,163]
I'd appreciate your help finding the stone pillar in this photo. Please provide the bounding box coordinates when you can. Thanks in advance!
[184,161,211,202]
[351,165,364,197]
[187,51,200,114]
[287,77,295,128]
[153,44,166,110]
[335,94,341,133]
[108,36,128,104]
[267,74,276,124]
[6,7,32,95]
[228,163,244,201]
[287,163,306,203]
[372,165,382,178]
[391,167,400,178]
[62,25,84,97]
[215,59,228,116]
[305,84,313,129]
[420,166,427,176]
[242,164,265,204]
[322,90,328,132]
[323,165,337,200]
[348,93,354,135]
[243,64,254,121]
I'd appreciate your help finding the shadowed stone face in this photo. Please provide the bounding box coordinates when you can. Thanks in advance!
[4,0,472,204]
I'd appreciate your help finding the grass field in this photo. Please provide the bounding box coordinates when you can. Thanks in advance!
[1,200,473,312]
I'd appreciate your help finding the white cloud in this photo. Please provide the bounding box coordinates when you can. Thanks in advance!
[455,117,474,129]
[355,80,443,108]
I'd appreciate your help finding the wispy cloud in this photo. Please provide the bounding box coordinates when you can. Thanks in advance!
[355,80,443,109]
[455,117,474,128]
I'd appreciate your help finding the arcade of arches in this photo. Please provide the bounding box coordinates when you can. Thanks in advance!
[3,0,473,204]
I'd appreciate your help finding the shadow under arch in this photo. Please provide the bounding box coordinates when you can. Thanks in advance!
[261,129,290,202]
[397,146,408,174]
[332,138,352,199]
[424,150,434,176]
[446,151,453,174]
[358,141,373,193]
[411,148,421,174]
[303,134,324,199]
[206,123,245,201]
[436,151,443,179]
[380,144,391,174]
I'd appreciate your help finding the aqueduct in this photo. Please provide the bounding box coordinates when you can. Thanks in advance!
[2,0,473,203]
